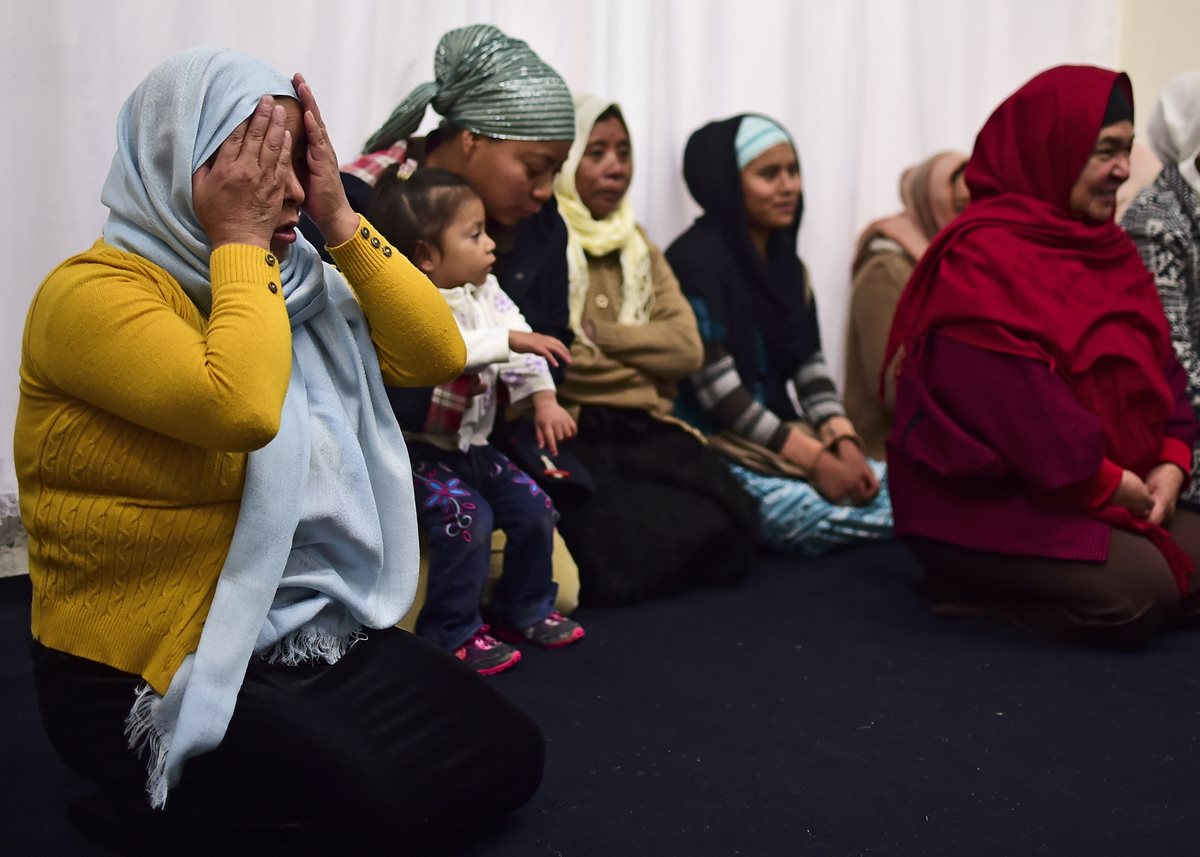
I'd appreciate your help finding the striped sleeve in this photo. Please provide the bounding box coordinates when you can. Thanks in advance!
[691,347,790,451]
[792,350,845,427]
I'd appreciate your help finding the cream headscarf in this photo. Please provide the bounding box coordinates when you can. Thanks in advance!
[852,150,967,274]
[1146,69,1200,198]
[554,94,653,348]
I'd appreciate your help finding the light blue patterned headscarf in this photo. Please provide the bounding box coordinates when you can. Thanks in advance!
[734,115,793,170]
[103,47,420,808]
[363,23,575,152]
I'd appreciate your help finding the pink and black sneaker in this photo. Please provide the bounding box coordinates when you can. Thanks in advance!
[496,611,586,649]
[454,626,521,676]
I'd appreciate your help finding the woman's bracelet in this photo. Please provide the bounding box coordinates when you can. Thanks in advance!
[824,432,866,453]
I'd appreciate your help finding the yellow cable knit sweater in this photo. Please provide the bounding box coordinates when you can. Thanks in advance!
[15,217,466,693]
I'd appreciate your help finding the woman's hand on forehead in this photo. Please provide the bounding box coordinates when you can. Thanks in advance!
[192,95,293,251]
[293,73,358,246]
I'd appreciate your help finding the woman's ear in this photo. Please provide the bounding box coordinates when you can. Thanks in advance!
[412,239,440,274]
[461,130,484,161]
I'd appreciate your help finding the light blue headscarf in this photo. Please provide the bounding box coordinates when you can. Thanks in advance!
[103,47,420,808]
[734,115,793,170]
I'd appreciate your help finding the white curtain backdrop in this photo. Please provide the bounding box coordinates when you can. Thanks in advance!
[0,0,1119,509]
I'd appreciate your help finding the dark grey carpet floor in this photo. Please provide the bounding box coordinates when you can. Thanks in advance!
[5,541,1199,856]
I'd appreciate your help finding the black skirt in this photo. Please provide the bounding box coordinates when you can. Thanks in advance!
[32,627,543,855]
[545,406,760,606]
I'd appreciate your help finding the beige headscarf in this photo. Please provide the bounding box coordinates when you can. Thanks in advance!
[1146,69,1200,198]
[554,94,653,349]
[852,150,968,274]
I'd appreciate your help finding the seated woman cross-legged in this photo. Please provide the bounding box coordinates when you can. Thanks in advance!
[886,65,1200,647]
[16,48,543,853]
[666,114,894,557]
[549,95,759,605]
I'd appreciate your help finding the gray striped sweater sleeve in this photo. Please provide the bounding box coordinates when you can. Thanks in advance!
[691,346,791,451]
[792,350,846,426]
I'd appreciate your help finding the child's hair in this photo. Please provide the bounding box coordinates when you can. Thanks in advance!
[367,166,479,260]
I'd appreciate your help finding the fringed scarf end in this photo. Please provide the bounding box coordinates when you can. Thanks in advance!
[257,627,366,667]
[123,683,172,810]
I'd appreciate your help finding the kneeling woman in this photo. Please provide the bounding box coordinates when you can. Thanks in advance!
[551,96,758,605]
[16,49,541,852]
[886,66,1200,646]
[666,115,893,556]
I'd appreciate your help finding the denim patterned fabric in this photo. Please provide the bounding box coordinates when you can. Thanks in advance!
[728,459,893,557]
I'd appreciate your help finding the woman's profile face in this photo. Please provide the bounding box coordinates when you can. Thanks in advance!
[461,135,572,226]
[575,116,633,220]
[740,142,802,234]
[1068,120,1133,222]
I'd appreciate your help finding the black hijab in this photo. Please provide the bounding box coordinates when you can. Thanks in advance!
[666,114,821,419]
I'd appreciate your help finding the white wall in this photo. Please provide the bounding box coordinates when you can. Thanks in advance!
[1119,0,1200,141]
[1,0,1123,507]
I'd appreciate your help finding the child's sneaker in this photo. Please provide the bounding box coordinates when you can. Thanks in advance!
[496,611,586,648]
[454,627,521,675]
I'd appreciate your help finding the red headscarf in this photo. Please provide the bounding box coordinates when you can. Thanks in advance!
[884,65,1172,474]
[883,65,1190,589]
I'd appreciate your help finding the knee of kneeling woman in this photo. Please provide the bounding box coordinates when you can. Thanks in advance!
[496,703,546,810]
[457,692,545,820]
[1076,568,1180,647]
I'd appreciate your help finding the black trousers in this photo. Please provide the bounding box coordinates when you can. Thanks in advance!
[549,406,760,606]
[33,627,543,855]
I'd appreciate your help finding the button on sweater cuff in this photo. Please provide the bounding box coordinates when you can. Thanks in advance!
[209,244,284,298]
[328,215,396,282]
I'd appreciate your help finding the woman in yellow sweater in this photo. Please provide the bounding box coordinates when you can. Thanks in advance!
[16,48,542,854]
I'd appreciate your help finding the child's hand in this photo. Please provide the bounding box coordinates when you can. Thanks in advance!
[509,331,572,368]
[462,373,489,398]
[531,392,576,456]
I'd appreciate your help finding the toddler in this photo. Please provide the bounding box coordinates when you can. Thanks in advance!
[370,166,585,675]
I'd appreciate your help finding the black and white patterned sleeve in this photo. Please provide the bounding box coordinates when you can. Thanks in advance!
[1127,211,1200,417]
[1125,188,1200,500]
[792,350,846,428]
[691,346,791,451]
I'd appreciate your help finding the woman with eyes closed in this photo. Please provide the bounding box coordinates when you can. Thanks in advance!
[301,22,587,489]
[886,65,1200,647]
[549,95,758,606]
[302,23,575,356]
[666,114,894,559]
[16,47,544,855]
